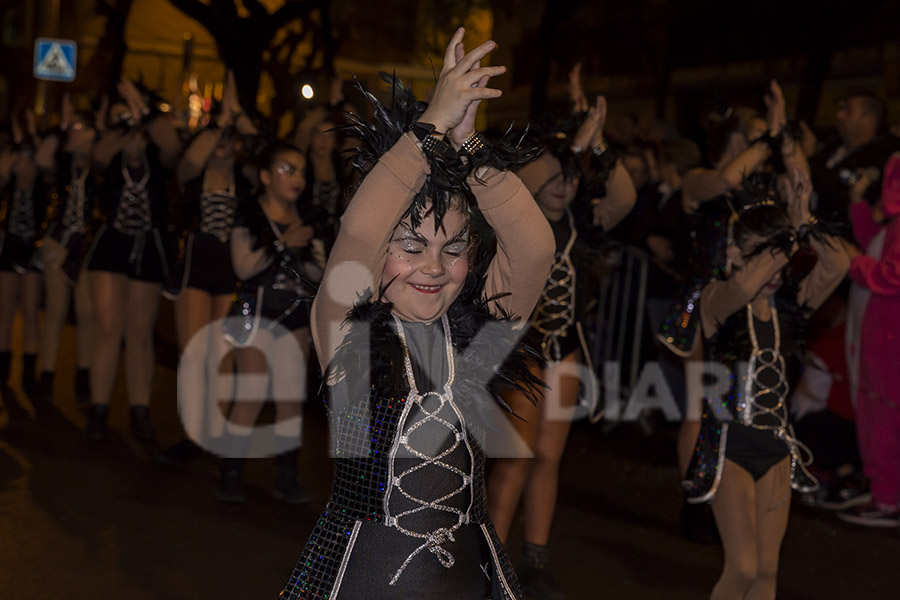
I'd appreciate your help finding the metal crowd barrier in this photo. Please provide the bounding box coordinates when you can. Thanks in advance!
[585,245,649,421]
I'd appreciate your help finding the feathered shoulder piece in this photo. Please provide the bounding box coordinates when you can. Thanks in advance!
[337,72,539,230]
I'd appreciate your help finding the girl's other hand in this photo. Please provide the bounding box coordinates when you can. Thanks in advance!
[419,27,505,137]
[282,221,315,248]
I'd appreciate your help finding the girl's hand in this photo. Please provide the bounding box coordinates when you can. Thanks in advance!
[567,62,588,113]
[222,70,242,121]
[764,79,787,135]
[572,95,606,151]
[281,221,315,248]
[781,166,812,227]
[419,27,505,137]
[118,79,148,121]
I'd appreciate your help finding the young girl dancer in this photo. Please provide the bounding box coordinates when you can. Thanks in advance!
[215,140,322,503]
[0,118,45,396]
[85,80,181,441]
[685,169,849,599]
[486,96,635,600]
[35,95,98,407]
[278,29,554,599]
[159,73,256,465]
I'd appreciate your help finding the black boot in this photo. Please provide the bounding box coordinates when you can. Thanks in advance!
[519,542,565,600]
[273,449,312,504]
[0,350,10,388]
[215,458,247,503]
[129,406,156,442]
[22,353,38,398]
[75,368,91,410]
[86,404,109,440]
[37,371,54,404]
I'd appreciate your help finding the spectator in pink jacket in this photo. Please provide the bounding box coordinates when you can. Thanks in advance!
[840,152,900,527]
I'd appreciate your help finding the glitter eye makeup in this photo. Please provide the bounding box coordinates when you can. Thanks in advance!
[444,243,468,267]
[394,239,425,253]
[443,242,468,256]
[274,162,300,176]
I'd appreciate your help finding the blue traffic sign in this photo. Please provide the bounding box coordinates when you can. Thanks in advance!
[34,38,77,82]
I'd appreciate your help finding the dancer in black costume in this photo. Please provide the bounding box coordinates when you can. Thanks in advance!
[684,168,849,599]
[279,29,554,599]
[0,114,46,395]
[35,93,99,407]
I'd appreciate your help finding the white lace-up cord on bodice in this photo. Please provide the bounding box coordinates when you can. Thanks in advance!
[198,168,236,243]
[8,188,36,239]
[111,156,152,235]
[59,162,89,245]
[532,209,577,361]
[742,303,789,430]
[386,314,476,586]
[742,304,814,464]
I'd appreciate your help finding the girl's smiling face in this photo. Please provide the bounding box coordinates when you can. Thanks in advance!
[381,206,470,323]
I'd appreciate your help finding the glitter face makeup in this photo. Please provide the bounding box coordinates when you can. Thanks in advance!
[381,208,469,323]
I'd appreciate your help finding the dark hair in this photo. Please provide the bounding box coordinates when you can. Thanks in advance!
[733,202,792,253]
[256,140,303,173]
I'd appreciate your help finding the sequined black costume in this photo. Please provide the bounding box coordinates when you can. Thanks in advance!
[0,177,47,273]
[176,168,250,296]
[42,152,96,281]
[224,197,321,344]
[86,149,171,282]
[684,296,817,502]
[280,298,537,599]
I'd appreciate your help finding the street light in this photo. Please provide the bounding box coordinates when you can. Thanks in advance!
[301,84,314,99]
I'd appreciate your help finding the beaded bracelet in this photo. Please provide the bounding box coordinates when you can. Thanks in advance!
[460,131,486,156]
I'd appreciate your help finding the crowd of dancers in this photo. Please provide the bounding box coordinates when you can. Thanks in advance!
[2,27,899,600]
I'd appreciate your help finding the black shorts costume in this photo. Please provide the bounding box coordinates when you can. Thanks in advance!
[86,224,167,282]
[0,178,47,274]
[176,168,250,295]
[43,152,97,282]
[87,149,171,283]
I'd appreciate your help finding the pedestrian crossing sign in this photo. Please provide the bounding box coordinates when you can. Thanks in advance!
[34,38,77,82]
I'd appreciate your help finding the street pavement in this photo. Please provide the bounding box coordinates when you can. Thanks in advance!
[1,315,898,600]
